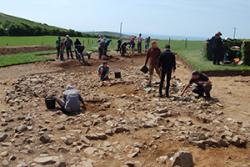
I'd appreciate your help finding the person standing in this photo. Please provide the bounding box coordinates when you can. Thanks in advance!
[137,33,143,53]
[158,45,176,97]
[98,35,105,59]
[130,36,136,55]
[117,39,122,53]
[212,32,224,65]
[145,36,151,52]
[145,41,161,86]
[60,38,65,61]
[65,35,74,59]
[56,36,61,59]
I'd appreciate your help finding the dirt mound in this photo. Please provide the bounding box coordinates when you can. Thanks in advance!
[0,45,54,55]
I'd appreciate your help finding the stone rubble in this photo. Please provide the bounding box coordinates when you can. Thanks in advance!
[0,66,249,166]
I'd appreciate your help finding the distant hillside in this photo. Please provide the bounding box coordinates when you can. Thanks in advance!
[0,12,83,36]
[0,13,129,39]
[85,31,129,38]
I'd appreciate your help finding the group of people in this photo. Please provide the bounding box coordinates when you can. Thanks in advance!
[117,34,151,56]
[144,41,212,99]
[52,36,213,115]
[56,35,86,63]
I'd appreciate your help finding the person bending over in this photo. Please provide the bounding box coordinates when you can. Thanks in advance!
[181,71,212,100]
[98,62,110,81]
[158,45,176,98]
[53,85,84,114]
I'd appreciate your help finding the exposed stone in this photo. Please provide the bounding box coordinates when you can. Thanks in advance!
[33,156,59,165]
[0,133,8,142]
[171,151,194,167]
[39,134,51,144]
[15,125,28,133]
[85,133,107,140]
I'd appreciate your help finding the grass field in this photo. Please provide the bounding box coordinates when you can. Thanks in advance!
[0,51,55,67]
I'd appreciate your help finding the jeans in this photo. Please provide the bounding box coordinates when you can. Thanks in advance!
[56,47,60,58]
[193,84,212,98]
[66,47,74,59]
[159,70,172,96]
[138,42,142,53]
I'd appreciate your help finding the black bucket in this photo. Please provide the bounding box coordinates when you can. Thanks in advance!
[45,97,56,110]
[140,65,149,74]
[115,72,122,79]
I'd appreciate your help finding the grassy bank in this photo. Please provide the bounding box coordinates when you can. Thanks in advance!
[0,51,55,67]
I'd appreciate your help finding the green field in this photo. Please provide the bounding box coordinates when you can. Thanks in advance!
[0,51,54,67]
[0,36,101,51]
[1,36,250,72]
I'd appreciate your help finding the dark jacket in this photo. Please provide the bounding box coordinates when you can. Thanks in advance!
[212,36,223,52]
[158,49,176,71]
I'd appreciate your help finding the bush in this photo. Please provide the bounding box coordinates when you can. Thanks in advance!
[243,41,250,65]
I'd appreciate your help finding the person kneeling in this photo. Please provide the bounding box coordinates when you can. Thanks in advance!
[181,71,212,100]
[98,62,110,81]
[53,85,84,114]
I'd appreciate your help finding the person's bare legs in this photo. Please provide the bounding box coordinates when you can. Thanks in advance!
[53,96,65,108]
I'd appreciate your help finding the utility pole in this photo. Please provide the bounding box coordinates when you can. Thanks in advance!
[233,27,237,39]
[120,22,123,38]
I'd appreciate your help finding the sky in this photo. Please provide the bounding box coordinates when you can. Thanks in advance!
[1,0,250,39]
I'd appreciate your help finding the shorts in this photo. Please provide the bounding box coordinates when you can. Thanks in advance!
[149,63,160,75]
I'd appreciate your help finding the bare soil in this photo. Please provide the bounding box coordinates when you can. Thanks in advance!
[0,46,54,55]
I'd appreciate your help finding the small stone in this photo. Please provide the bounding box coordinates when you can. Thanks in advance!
[85,133,107,140]
[2,159,9,167]
[127,147,140,158]
[84,147,97,155]
[0,133,8,142]
[33,156,59,165]
[15,125,28,133]
[171,151,194,167]
[40,134,51,144]
[156,155,169,164]
[64,137,73,145]
[9,155,16,161]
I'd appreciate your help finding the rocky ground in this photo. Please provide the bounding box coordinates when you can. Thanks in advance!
[0,53,250,167]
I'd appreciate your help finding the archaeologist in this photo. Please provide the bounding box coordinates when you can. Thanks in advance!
[211,32,224,65]
[144,41,161,86]
[98,62,110,81]
[137,33,143,53]
[130,36,136,55]
[145,36,151,52]
[74,42,86,63]
[56,36,61,59]
[60,38,66,61]
[65,35,74,59]
[117,39,122,52]
[158,45,176,98]
[121,42,129,56]
[181,71,212,100]
[98,35,105,59]
[53,85,85,114]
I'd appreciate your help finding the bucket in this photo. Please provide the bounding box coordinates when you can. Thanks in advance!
[140,65,149,74]
[45,97,56,110]
[115,72,122,79]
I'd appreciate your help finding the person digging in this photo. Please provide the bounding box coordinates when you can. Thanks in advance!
[53,85,85,115]
[181,71,212,100]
